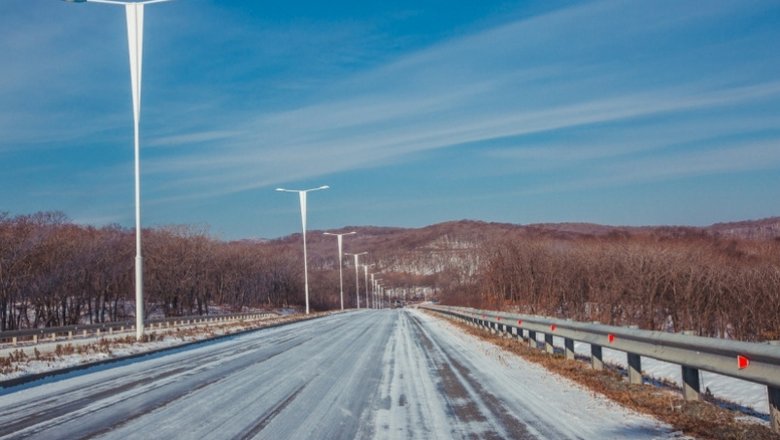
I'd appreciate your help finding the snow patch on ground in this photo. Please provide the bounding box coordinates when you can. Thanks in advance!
[548,336,771,416]
[0,316,303,383]
[412,310,688,439]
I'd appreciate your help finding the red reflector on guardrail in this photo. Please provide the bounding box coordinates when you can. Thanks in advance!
[497,317,502,321]
[737,355,749,369]
[550,324,557,331]
[608,334,615,343]
[517,319,522,325]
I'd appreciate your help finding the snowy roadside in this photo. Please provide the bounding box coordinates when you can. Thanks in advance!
[422,308,777,439]
[0,312,332,383]
[405,309,687,439]
[548,338,770,417]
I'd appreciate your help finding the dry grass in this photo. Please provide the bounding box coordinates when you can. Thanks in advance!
[430,311,779,440]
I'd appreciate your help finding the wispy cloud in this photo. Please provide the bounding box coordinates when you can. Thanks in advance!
[143,75,780,201]
[514,138,780,196]
[147,130,242,148]
[125,0,780,204]
[2,0,779,235]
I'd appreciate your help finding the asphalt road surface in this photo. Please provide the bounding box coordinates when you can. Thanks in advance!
[0,309,678,439]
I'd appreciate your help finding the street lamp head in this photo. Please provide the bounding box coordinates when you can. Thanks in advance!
[324,230,356,237]
[62,0,88,3]
[276,185,328,193]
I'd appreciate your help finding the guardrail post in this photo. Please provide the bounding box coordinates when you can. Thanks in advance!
[527,330,537,349]
[33,334,38,345]
[50,333,56,342]
[96,329,101,337]
[12,336,17,346]
[591,344,603,370]
[68,331,73,340]
[681,365,700,401]
[627,353,642,384]
[544,333,554,354]
[769,386,779,434]
[83,330,87,337]
[564,338,575,360]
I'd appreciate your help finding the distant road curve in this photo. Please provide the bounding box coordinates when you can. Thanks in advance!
[0,309,677,439]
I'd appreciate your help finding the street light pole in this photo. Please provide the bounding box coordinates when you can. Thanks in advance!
[276,185,330,314]
[363,264,370,309]
[64,0,173,341]
[374,278,381,308]
[345,252,367,308]
[369,273,375,308]
[375,279,381,308]
[323,231,356,311]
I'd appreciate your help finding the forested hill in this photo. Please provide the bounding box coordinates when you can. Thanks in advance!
[2,212,779,339]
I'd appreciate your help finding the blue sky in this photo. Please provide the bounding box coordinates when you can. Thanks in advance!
[1,0,779,239]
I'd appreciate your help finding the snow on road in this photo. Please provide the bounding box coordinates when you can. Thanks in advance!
[0,310,682,439]
[367,309,680,439]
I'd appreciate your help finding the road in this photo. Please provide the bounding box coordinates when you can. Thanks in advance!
[0,309,678,439]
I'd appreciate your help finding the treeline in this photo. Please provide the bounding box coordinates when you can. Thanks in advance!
[7,210,780,340]
[0,212,350,331]
[444,231,780,341]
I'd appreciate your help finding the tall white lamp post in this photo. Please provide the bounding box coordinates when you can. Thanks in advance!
[276,185,330,314]
[374,277,382,308]
[323,231,356,311]
[369,273,375,308]
[64,0,173,341]
[362,264,370,309]
[345,252,367,308]
[374,278,382,308]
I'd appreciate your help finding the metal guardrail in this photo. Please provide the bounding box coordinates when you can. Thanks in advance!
[0,311,277,346]
[422,304,780,433]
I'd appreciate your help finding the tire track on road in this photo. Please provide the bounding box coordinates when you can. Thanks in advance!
[407,311,539,440]
[235,382,308,440]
